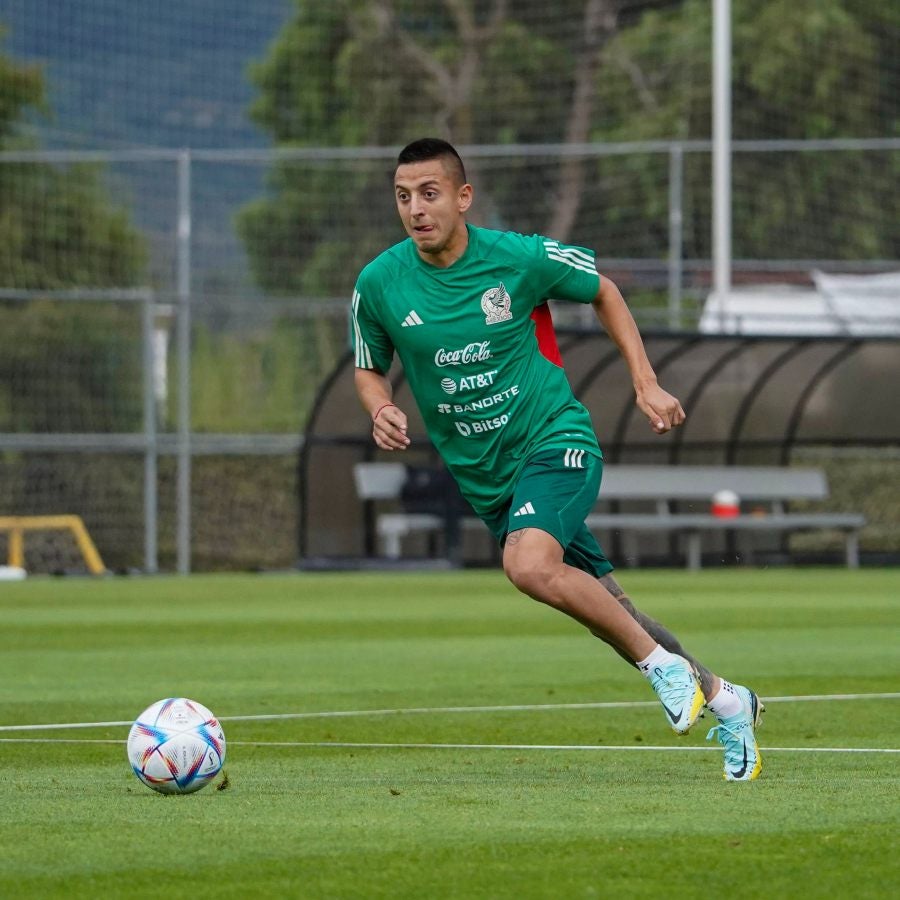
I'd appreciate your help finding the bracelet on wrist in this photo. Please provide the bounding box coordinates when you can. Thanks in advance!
[372,402,396,423]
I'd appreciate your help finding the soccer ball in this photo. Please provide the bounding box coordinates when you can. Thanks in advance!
[127,697,226,795]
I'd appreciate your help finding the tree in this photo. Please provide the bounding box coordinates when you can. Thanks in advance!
[588,0,900,261]
[0,26,43,143]
[240,0,899,298]
[0,26,148,432]
[0,28,146,289]
[238,0,626,296]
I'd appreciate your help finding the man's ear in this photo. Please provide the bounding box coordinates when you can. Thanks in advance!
[458,183,474,213]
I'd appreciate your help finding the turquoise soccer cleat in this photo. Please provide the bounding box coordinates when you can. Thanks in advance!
[647,656,706,734]
[706,684,764,782]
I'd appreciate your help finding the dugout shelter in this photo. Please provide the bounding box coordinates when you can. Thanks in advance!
[297,330,899,568]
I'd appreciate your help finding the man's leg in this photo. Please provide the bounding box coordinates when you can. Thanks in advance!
[592,572,763,783]
[504,528,655,660]
[596,572,720,700]
[505,530,762,779]
[492,450,705,734]
[502,526,705,735]
[563,525,721,701]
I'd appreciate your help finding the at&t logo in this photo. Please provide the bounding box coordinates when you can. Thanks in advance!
[440,370,499,394]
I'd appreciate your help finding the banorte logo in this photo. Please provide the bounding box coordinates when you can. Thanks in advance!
[434,341,491,368]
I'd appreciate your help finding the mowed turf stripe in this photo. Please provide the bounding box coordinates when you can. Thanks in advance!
[1,691,897,732]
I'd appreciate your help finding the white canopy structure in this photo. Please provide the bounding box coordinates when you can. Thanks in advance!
[700,271,900,335]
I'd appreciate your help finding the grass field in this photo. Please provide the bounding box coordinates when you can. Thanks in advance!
[1,569,898,899]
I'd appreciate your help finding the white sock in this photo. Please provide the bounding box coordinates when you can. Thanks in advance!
[705,679,742,719]
[636,644,679,677]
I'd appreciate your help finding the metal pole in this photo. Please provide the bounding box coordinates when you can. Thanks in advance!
[141,293,158,573]
[713,0,732,331]
[668,143,684,330]
[176,150,192,574]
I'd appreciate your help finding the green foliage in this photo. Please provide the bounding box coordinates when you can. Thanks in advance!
[246,2,352,146]
[0,163,146,289]
[590,0,899,260]
[237,163,397,296]
[0,27,148,433]
[245,2,572,149]
[0,25,43,143]
[0,301,143,432]
[180,314,346,432]
[594,0,891,142]
[239,1,577,296]
[241,0,899,294]
[0,31,147,289]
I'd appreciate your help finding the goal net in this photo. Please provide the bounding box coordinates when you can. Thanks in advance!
[0,515,105,575]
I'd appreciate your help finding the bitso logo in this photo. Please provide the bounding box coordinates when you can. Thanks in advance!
[440,377,457,394]
[453,415,510,438]
[481,283,512,325]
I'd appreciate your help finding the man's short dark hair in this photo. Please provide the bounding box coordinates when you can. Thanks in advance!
[397,138,467,186]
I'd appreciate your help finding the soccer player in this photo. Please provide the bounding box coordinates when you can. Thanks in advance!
[350,138,762,781]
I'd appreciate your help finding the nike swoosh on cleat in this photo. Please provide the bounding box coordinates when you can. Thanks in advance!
[660,700,683,725]
[730,740,749,780]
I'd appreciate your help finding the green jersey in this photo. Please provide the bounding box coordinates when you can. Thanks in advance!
[351,224,602,513]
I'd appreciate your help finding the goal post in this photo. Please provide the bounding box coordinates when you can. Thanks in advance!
[0,516,106,575]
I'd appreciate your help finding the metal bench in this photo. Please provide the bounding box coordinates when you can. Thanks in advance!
[353,462,479,562]
[585,465,864,569]
[353,463,865,569]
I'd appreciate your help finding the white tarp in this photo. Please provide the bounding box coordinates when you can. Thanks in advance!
[699,271,900,335]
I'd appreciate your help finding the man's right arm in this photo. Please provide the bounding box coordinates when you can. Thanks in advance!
[354,368,410,451]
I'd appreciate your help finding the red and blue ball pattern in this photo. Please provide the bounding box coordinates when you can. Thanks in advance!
[127,698,226,795]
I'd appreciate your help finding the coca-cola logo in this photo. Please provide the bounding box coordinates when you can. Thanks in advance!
[434,341,492,367]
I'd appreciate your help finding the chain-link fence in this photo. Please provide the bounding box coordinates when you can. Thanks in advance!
[0,142,898,572]
[2,0,898,571]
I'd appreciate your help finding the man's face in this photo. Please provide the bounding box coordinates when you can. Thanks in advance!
[394,159,472,265]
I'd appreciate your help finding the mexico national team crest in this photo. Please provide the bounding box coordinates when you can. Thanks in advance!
[481,283,513,325]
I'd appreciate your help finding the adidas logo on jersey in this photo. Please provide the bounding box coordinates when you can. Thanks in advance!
[564,448,585,468]
[513,501,536,517]
[401,310,424,327]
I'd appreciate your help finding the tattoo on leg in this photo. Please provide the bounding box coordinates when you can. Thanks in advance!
[597,574,717,697]
[505,528,529,546]
[601,576,625,599]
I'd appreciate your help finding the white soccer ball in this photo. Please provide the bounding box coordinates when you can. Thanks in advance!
[127,698,226,795]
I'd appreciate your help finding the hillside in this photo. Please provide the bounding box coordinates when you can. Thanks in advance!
[4,0,292,150]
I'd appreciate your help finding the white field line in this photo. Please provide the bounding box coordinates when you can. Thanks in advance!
[0,738,897,754]
[236,742,900,754]
[0,692,897,734]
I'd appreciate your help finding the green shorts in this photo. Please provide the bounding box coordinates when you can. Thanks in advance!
[479,448,614,578]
